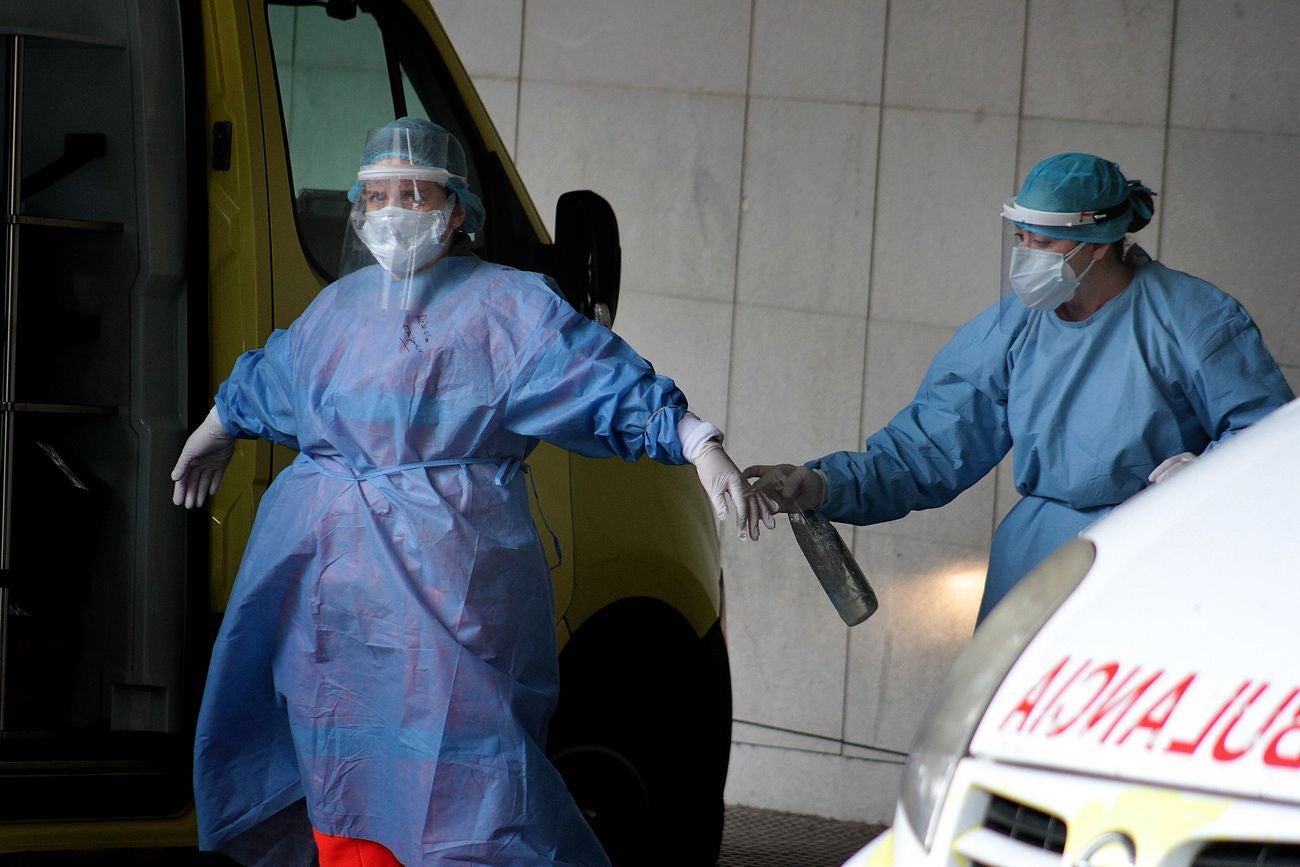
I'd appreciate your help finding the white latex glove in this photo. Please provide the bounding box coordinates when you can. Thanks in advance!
[691,440,772,540]
[171,407,237,509]
[1148,451,1197,485]
[743,463,827,514]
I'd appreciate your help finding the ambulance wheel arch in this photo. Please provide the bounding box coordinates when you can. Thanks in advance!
[547,597,731,866]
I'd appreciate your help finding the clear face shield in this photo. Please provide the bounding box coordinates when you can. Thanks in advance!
[338,163,461,307]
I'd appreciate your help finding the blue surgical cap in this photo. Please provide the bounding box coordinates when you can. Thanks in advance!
[349,117,485,234]
[1012,152,1154,243]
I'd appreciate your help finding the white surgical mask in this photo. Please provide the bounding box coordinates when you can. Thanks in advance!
[358,202,453,274]
[1008,242,1095,311]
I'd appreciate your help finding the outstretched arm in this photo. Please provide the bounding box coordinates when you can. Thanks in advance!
[747,307,1014,526]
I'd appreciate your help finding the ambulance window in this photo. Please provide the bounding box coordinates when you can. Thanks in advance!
[265,1,523,282]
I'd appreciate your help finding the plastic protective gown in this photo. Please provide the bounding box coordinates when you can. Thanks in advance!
[195,255,693,867]
[808,258,1293,620]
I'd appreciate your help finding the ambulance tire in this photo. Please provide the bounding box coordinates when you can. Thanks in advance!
[547,598,731,867]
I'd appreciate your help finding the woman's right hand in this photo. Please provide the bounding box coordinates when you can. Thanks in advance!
[171,407,237,509]
[690,441,776,540]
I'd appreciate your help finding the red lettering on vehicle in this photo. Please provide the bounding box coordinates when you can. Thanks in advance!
[1086,669,1163,743]
[1116,673,1195,748]
[1001,658,1300,773]
[1263,702,1300,769]
[1212,682,1272,762]
[1166,680,1251,756]
[1252,688,1300,757]
[1029,658,1093,734]
[1047,662,1121,736]
[1001,656,1069,732]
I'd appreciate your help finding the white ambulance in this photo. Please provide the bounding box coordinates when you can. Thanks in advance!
[848,396,1300,866]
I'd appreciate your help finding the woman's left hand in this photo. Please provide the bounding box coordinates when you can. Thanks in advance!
[171,407,237,508]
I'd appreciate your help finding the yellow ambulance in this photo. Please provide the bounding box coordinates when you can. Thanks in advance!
[0,1,729,862]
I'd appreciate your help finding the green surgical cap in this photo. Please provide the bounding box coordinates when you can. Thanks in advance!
[349,117,485,234]
[1013,152,1154,243]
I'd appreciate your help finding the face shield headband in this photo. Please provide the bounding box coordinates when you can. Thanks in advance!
[1000,196,1130,231]
[339,165,464,293]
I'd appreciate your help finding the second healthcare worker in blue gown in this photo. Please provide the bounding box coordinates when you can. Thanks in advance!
[170,118,766,867]
[747,152,1293,625]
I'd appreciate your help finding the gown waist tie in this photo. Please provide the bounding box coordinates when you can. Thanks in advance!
[297,452,561,568]
[299,451,524,486]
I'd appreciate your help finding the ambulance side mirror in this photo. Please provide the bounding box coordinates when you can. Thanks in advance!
[553,190,620,326]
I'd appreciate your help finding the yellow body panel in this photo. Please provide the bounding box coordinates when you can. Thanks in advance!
[0,811,199,853]
[568,456,720,638]
[202,0,275,609]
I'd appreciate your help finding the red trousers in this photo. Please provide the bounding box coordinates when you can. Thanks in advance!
[313,828,403,867]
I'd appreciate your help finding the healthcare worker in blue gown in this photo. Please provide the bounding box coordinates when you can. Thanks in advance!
[170,117,767,867]
[746,152,1293,625]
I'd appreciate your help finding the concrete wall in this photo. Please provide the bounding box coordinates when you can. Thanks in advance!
[432,0,1300,823]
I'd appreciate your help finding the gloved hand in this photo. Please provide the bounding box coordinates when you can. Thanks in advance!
[1148,451,1197,485]
[691,440,774,540]
[743,463,827,514]
[171,407,237,509]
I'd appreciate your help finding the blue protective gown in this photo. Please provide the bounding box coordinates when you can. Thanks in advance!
[808,258,1293,621]
[194,255,694,867]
